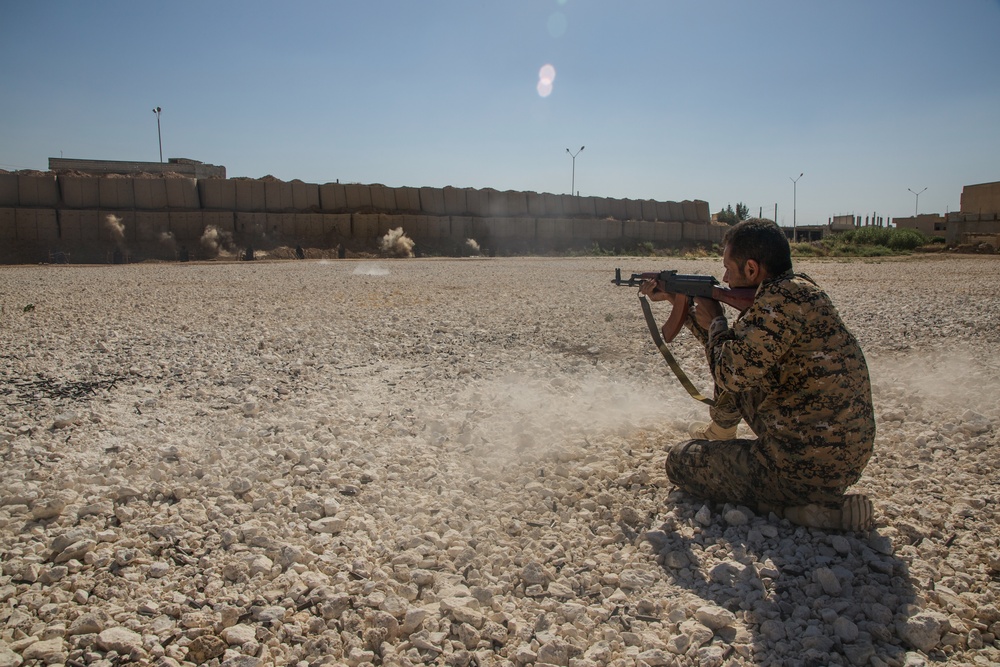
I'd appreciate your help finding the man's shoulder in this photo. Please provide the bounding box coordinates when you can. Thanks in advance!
[762,271,822,294]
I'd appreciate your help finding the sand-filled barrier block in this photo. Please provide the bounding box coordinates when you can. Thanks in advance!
[526,192,546,217]
[624,199,643,222]
[422,216,451,239]
[640,200,659,222]
[623,220,656,241]
[560,195,581,218]
[164,177,200,209]
[593,197,612,219]
[98,178,135,209]
[319,182,348,211]
[291,181,320,211]
[577,218,622,241]
[694,200,710,222]
[370,184,396,211]
[537,218,572,240]
[323,214,351,238]
[352,213,379,239]
[135,212,171,242]
[235,212,267,237]
[419,187,446,215]
[233,180,265,212]
[572,218,602,240]
[683,221,708,241]
[606,198,628,221]
[681,200,698,221]
[59,176,101,209]
[443,187,468,215]
[542,193,563,218]
[268,213,296,237]
[0,174,18,207]
[466,189,489,217]
[60,210,102,242]
[505,191,528,217]
[133,179,169,210]
[170,212,204,241]
[0,208,14,241]
[394,187,421,212]
[36,209,59,243]
[198,179,236,210]
[55,210,81,242]
[344,184,372,211]
[654,221,683,242]
[483,217,535,241]
[265,180,294,212]
[14,210,36,242]
[295,214,324,240]
[18,174,59,207]
[485,189,507,217]
[449,216,472,240]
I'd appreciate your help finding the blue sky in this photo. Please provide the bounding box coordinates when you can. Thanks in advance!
[2,0,998,226]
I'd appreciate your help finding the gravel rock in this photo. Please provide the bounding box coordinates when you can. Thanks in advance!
[0,257,997,666]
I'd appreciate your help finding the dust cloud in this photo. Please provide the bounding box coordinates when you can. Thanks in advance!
[379,227,415,258]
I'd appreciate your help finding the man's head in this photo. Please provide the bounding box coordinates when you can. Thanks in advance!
[721,218,792,287]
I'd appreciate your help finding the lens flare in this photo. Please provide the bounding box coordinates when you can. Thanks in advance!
[537,63,556,98]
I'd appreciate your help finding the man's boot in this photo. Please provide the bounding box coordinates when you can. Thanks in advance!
[688,421,738,440]
[781,494,874,532]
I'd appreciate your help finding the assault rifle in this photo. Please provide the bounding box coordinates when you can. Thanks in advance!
[612,268,757,343]
[612,268,757,406]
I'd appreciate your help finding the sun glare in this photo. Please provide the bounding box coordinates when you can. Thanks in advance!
[537,63,556,98]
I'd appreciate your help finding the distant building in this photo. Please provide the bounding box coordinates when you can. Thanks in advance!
[892,213,947,237]
[894,180,999,246]
[48,157,225,179]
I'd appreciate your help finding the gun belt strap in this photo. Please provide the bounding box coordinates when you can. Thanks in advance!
[639,294,715,406]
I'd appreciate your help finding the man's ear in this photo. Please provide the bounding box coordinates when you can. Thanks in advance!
[744,258,763,283]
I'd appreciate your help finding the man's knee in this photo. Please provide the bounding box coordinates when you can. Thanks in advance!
[664,439,699,484]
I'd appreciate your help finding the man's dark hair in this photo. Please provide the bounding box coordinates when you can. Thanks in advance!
[723,218,793,276]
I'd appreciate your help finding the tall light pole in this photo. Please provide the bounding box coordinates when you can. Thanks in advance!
[152,107,163,163]
[566,145,584,195]
[790,172,803,242]
[908,187,927,216]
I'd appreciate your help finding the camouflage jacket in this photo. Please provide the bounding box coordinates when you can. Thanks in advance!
[691,270,875,489]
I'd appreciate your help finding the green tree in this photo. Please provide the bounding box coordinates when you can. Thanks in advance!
[716,202,749,225]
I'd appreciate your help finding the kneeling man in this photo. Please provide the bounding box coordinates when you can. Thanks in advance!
[641,219,876,531]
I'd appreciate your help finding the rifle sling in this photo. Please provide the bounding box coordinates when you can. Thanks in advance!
[639,294,715,406]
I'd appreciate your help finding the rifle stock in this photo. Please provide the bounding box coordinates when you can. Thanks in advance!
[613,268,757,343]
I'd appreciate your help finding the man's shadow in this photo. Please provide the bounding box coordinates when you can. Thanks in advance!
[644,491,919,667]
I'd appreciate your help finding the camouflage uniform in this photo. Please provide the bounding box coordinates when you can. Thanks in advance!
[666,271,875,510]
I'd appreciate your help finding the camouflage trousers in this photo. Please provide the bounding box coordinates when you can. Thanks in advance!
[665,388,848,510]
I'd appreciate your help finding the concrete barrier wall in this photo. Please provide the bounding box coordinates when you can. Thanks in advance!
[0,173,721,261]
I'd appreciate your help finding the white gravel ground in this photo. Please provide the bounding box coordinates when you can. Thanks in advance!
[1,255,998,667]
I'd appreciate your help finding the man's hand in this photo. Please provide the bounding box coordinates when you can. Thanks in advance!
[691,296,724,330]
[638,278,673,302]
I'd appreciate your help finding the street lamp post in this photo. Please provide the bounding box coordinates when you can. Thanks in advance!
[566,146,584,195]
[153,107,163,163]
[790,172,803,242]
[908,187,927,216]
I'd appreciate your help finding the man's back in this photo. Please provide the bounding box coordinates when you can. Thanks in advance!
[712,271,876,490]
